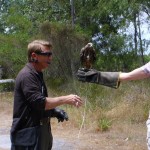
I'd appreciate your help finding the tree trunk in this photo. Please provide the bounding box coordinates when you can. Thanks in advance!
[70,0,75,27]
[137,13,145,65]
[133,12,138,55]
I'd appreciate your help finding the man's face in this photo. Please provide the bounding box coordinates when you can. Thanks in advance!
[33,45,52,70]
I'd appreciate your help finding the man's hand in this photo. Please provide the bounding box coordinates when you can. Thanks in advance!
[52,108,69,122]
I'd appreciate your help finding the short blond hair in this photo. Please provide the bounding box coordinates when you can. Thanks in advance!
[27,40,52,62]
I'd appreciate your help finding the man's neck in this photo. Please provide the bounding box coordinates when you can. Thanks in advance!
[31,62,42,72]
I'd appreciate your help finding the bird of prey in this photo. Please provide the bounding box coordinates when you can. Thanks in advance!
[80,43,96,69]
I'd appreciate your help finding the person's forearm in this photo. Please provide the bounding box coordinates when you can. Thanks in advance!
[119,68,149,81]
[45,96,66,110]
[45,94,83,110]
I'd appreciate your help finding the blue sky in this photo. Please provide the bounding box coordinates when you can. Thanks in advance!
[127,12,150,55]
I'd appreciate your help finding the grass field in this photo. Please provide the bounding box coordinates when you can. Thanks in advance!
[0,79,149,150]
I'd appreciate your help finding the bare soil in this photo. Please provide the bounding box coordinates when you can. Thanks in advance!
[0,100,147,150]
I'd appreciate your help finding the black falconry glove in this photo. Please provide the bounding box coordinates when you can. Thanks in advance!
[76,68,120,89]
[51,108,69,122]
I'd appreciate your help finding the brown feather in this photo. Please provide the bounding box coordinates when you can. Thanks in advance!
[80,43,96,69]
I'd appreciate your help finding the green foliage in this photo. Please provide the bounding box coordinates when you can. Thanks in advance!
[97,117,112,132]
[39,22,89,79]
[0,0,149,78]
[46,77,66,90]
[143,102,150,120]
[0,33,27,78]
[0,82,14,92]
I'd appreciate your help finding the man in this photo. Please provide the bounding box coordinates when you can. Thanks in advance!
[11,40,83,150]
[77,61,150,149]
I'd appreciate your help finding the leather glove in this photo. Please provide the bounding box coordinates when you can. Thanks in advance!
[76,68,120,89]
[51,108,69,122]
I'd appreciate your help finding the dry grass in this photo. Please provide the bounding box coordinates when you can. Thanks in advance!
[57,79,150,135]
[0,80,149,149]
[0,92,14,103]
[0,80,149,128]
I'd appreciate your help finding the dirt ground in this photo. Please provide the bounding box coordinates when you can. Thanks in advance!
[0,100,147,150]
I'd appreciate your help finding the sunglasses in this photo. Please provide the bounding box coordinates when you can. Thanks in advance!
[35,51,52,57]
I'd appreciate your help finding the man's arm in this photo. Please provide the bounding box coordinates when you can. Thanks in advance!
[76,62,150,88]
[45,94,82,110]
[76,68,120,89]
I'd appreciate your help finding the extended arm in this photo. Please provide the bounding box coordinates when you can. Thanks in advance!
[119,67,150,81]
[45,94,82,110]
[77,62,150,88]
[119,61,150,81]
[77,68,120,89]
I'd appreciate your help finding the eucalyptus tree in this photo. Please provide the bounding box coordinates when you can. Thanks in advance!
[0,0,33,77]
[121,0,150,64]
[0,0,11,33]
[77,0,150,68]
[0,0,149,74]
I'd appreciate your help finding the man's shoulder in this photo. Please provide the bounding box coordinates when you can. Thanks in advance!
[17,64,29,76]
[18,63,36,74]
[16,64,34,79]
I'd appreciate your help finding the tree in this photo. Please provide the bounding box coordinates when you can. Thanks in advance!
[0,0,149,77]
